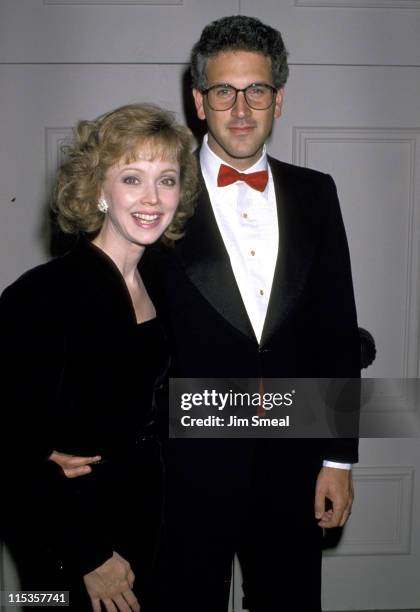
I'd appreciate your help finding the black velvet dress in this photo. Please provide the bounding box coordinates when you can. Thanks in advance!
[0,237,168,610]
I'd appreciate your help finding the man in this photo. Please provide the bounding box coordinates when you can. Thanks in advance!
[53,15,360,611]
[140,14,360,612]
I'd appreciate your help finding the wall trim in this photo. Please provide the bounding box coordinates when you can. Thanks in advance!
[45,127,74,194]
[325,466,414,556]
[44,0,183,5]
[292,127,420,381]
[295,0,420,8]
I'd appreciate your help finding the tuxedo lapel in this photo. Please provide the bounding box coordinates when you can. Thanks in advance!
[260,158,317,346]
[175,173,256,341]
[175,157,317,347]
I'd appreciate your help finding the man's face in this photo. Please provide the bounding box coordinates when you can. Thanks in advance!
[193,50,284,171]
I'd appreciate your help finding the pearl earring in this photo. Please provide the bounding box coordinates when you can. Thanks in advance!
[97,198,108,213]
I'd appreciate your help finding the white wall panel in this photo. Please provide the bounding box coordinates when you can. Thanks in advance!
[240,1,420,65]
[292,127,420,378]
[0,0,239,62]
[295,0,420,7]
[264,66,420,381]
[45,1,182,4]
[267,66,420,158]
[324,458,420,610]
[0,64,187,289]
[326,466,414,555]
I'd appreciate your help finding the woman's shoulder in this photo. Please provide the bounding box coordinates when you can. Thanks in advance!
[1,253,73,303]
[0,246,92,329]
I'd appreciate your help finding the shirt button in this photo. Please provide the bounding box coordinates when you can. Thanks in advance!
[260,289,264,296]
[250,250,255,256]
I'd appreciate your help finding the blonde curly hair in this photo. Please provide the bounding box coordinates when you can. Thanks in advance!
[52,103,198,245]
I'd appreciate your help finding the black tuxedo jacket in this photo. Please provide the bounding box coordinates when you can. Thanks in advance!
[141,155,360,466]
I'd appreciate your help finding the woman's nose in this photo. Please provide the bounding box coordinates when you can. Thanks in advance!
[141,183,158,205]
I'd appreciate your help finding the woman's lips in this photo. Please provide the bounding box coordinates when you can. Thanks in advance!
[131,212,162,228]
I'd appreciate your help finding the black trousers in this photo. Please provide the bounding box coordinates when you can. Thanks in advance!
[155,440,323,612]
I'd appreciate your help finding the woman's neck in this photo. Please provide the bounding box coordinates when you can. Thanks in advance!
[92,229,145,285]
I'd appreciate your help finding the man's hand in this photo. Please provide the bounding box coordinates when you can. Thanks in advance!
[314,466,354,528]
[83,551,140,612]
[49,450,101,478]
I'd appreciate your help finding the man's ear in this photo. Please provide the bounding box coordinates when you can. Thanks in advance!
[192,88,206,121]
[274,88,284,119]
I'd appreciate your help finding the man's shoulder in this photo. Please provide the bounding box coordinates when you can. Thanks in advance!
[268,157,338,207]
[268,156,332,184]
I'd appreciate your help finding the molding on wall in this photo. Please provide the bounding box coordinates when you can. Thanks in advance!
[292,127,420,381]
[359,379,419,416]
[44,0,183,5]
[325,466,414,556]
[294,0,420,8]
[45,127,74,193]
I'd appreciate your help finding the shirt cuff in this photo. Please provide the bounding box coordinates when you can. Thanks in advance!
[323,460,352,470]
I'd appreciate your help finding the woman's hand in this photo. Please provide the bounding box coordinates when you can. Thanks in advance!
[83,551,140,612]
[49,450,101,478]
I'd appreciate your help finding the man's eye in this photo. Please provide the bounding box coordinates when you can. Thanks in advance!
[215,87,233,97]
[248,86,265,97]
[123,176,139,185]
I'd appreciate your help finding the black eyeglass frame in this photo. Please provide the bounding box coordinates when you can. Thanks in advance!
[200,82,278,111]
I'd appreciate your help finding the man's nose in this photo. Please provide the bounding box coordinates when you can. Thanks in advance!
[231,91,251,117]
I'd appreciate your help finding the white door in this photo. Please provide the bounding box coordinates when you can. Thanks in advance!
[1,2,419,610]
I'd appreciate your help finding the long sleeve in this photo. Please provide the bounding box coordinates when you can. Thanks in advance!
[313,175,360,463]
[0,281,59,465]
[0,263,114,577]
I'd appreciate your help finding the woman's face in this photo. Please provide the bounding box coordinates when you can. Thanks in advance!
[99,151,181,251]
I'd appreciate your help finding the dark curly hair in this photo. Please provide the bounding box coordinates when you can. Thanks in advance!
[52,103,198,245]
[191,15,289,91]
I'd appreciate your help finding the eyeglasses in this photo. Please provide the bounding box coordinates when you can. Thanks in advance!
[201,83,278,111]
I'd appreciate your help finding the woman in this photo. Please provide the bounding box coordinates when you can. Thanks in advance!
[0,103,197,611]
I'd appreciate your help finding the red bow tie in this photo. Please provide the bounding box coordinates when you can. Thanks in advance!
[217,164,268,192]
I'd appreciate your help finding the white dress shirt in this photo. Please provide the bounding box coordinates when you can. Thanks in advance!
[200,136,277,343]
[199,136,351,471]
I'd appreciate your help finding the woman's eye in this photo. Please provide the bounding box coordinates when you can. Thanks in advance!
[123,176,139,185]
[161,177,177,187]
